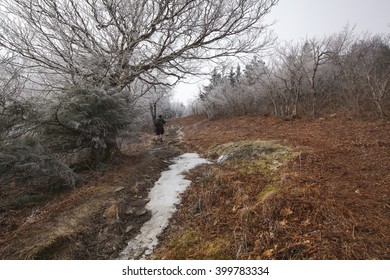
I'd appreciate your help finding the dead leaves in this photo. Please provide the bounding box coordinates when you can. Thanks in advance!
[280,206,293,217]
[155,115,390,260]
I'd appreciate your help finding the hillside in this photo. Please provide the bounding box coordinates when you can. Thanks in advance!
[153,115,390,259]
[0,114,389,259]
[0,126,183,259]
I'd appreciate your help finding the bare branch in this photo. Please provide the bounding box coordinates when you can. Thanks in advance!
[0,0,278,91]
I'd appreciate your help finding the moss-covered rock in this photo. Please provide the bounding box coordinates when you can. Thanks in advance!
[207,140,298,174]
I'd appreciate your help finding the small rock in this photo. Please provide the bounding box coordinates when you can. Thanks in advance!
[114,186,125,193]
[217,154,229,164]
[135,209,148,216]
[125,225,134,233]
[125,207,134,215]
[130,182,141,194]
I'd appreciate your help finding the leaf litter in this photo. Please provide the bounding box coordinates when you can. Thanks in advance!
[152,115,390,260]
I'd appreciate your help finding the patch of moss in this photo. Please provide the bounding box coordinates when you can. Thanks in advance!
[208,140,298,174]
[158,229,233,259]
[238,159,272,175]
[257,184,279,202]
[163,229,202,259]
[199,235,233,259]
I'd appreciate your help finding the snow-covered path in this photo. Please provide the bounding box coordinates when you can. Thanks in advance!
[118,153,210,259]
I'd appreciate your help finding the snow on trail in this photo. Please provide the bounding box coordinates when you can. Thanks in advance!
[119,153,210,259]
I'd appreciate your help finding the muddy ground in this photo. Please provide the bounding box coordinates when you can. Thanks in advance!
[1,114,389,260]
[0,125,183,259]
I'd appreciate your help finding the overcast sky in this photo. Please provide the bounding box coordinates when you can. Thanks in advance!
[173,0,390,104]
[269,0,390,42]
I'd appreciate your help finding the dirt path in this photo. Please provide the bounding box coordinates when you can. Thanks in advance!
[0,124,184,259]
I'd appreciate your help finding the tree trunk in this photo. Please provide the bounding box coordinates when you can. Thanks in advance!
[91,145,104,165]
[150,102,157,126]
[105,138,120,162]
[90,137,120,165]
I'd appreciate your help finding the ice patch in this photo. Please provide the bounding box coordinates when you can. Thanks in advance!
[118,153,210,259]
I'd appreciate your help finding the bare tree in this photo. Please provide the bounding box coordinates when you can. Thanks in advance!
[336,34,390,119]
[146,85,171,126]
[358,36,390,119]
[0,0,278,161]
[300,29,351,117]
[0,0,278,90]
[271,42,306,117]
[0,53,37,140]
[255,30,351,119]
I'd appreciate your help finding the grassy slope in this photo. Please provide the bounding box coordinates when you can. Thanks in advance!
[153,115,390,260]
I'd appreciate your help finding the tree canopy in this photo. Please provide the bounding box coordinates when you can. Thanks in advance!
[0,0,278,90]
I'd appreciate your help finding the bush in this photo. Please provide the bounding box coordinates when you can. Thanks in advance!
[40,87,138,164]
[0,140,78,189]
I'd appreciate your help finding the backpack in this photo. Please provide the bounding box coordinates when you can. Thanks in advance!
[156,118,163,126]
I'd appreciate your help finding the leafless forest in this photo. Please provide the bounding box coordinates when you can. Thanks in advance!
[194,29,390,121]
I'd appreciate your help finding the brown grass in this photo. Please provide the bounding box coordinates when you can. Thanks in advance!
[1,115,388,260]
[0,128,181,259]
[153,115,390,259]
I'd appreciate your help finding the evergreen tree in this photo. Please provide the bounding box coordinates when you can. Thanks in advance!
[200,68,223,100]
[245,57,267,85]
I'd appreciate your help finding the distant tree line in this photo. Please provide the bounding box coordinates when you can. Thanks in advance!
[193,28,390,120]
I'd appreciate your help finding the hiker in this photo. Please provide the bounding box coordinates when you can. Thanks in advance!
[155,115,166,142]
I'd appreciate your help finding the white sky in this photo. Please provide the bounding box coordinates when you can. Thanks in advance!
[173,0,390,104]
[270,0,390,42]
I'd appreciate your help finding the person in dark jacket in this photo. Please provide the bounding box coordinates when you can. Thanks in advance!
[155,115,166,142]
